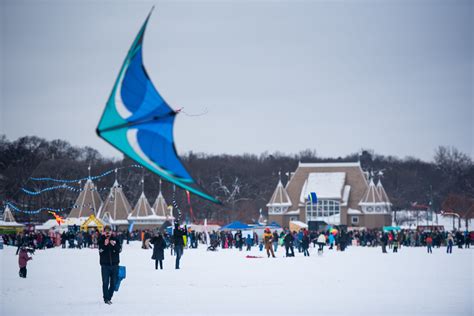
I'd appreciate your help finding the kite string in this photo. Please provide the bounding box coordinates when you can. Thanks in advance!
[176,107,209,117]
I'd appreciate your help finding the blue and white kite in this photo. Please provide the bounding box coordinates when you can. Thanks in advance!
[97,8,219,203]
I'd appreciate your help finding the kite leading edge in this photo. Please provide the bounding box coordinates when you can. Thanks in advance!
[96,8,220,204]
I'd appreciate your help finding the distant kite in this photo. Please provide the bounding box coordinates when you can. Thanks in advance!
[96,8,219,204]
[48,211,65,225]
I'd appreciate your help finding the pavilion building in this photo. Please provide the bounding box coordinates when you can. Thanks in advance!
[267,162,392,230]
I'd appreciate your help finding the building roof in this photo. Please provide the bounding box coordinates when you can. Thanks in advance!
[376,180,392,205]
[98,180,132,221]
[347,208,363,215]
[130,192,154,218]
[267,180,292,207]
[152,191,171,218]
[3,205,17,222]
[35,219,63,231]
[323,214,341,225]
[300,172,346,202]
[68,179,103,218]
[341,185,351,206]
[298,162,362,168]
[285,209,301,215]
[0,206,23,227]
[0,221,24,227]
[285,162,368,212]
[359,179,384,206]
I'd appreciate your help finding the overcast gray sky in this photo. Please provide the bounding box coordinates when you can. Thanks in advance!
[1,0,472,161]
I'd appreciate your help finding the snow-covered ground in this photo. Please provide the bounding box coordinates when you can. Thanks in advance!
[1,242,472,316]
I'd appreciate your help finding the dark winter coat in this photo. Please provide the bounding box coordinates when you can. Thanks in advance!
[151,236,166,261]
[302,235,310,248]
[98,235,121,266]
[284,233,294,246]
[272,232,279,243]
[173,227,186,246]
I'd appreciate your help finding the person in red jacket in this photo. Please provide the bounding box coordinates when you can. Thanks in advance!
[18,246,32,278]
[426,235,433,254]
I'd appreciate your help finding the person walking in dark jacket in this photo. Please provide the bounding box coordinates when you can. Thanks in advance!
[302,230,310,257]
[284,231,295,257]
[151,233,166,270]
[173,223,186,269]
[98,226,121,305]
[381,232,388,253]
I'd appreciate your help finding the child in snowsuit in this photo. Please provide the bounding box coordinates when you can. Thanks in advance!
[18,247,32,278]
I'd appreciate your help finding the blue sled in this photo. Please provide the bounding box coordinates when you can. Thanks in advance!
[114,266,126,292]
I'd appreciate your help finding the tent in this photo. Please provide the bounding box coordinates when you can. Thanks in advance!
[187,224,221,233]
[159,220,173,233]
[383,226,401,232]
[266,221,282,228]
[220,221,251,230]
[0,206,24,233]
[80,214,104,232]
[289,220,308,232]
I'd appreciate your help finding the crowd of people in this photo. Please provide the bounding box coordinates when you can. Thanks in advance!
[2,224,472,305]
[3,226,473,282]
[3,226,473,257]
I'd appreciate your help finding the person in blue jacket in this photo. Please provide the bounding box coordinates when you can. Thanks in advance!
[245,234,253,251]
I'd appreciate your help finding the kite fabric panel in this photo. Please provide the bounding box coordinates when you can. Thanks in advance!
[96,9,219,204]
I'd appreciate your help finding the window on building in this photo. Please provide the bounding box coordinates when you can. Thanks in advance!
[306,199,340,221]
[375,206,381,212]
[351,216,359,224]
[269,207,287,215]
[289,216,297,221]
[366,206,373,212]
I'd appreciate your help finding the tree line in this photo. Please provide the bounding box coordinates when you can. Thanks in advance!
[0,135,472,224]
